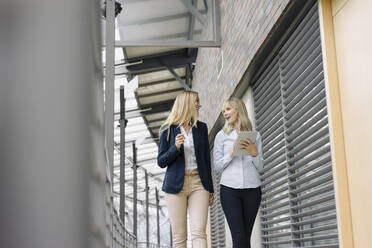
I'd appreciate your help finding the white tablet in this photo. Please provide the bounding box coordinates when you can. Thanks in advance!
[232,131,258,156]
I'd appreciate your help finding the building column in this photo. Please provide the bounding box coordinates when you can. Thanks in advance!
[0,1,103,248]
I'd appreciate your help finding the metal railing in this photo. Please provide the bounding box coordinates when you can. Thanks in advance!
[106,158,137,248]
[112,208,137,248]
[106,152,171,248]
[137,242,170,248]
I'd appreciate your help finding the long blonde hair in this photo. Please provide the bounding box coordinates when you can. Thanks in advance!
[222,97,252,134]
[160,91,199,139]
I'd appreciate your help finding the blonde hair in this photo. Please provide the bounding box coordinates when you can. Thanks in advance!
[222,97,252,134]
[160,91,199,139]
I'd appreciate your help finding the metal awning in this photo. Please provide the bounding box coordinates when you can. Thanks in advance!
[116,0,220,47]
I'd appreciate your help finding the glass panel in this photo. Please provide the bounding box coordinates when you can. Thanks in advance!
[116,0,218,44]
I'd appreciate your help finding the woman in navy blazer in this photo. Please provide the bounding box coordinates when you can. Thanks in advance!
[157,91,214,248]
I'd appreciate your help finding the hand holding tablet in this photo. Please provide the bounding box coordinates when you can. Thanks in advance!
[231,131,258,157]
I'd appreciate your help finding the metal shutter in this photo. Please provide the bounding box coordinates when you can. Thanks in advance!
[253,2,339,248]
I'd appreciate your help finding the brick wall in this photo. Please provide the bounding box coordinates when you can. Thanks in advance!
[193,0,291,130]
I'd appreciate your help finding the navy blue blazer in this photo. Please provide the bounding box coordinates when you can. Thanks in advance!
[157,121,214,194]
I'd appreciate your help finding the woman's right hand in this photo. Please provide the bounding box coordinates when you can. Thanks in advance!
[175,134,185,150]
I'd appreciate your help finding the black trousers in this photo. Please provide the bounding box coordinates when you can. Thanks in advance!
[220,184,262,248]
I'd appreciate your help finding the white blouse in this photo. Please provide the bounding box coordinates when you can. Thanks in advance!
[213,129,263,189]
[180,126,198,172]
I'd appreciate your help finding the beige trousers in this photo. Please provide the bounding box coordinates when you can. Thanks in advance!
[165,172,210,248]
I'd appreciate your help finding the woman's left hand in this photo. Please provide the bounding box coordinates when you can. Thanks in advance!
[239,139,258,157]
[209,193,214,206]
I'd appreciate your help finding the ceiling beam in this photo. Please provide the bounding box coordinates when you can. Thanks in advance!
[139,77,186,88]
[138,88,184,98]
[188,0,196,40]
[126,48,188,62]
[149,125,162,131]
[179,0,207,26]
[186,0,196,88]
[148,121,163,128]
[147,29,202,40]
[203,0,208,11]
[125,49,197,75]
[115,40,221,48]
[139,99,175,115]
[147,118,167,124]
[119,10,206,27]
[167,67,191,91]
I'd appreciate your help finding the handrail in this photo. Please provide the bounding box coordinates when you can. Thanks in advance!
[106,150,171,248]
[137,242,171,248]
[106,153,137,247]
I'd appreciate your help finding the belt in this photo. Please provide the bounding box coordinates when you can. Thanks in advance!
[184,170,199,176]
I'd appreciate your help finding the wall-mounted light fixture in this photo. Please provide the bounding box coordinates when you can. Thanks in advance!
[102,1,123,18]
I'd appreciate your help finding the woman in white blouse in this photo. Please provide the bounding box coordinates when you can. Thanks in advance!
[213,97,263,248]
